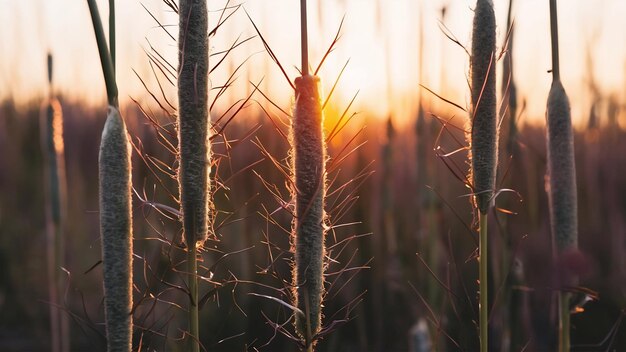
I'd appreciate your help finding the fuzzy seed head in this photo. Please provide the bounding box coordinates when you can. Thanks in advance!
[178,0,211,245]
[40,99,66,223]
[469,0,498,214]
[546,80,578,252]
[47,53,53,85]
[99,106,133,352]
[291,75,327,346]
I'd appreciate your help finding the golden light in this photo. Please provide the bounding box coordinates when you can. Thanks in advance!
[1,0,625,127]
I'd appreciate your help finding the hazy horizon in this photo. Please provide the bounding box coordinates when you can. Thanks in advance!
[1,0,625,126]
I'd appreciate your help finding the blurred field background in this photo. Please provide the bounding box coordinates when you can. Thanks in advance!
[1,0,626,351]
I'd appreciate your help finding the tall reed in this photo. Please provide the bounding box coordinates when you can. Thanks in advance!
[87,0,133,350]
[292,1,327,350]
[41,53,69,352]
[502,0,518,158]
[177,0,210,350]
[547,1,578,350]
[468,1,497,351]
[499,1,524,350]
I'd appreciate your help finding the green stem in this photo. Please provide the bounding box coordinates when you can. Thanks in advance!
[549,0,560,81]
[559,292,571,352]
[86,0,118,107]
[479,211,488,352]
[109,0,115,74]
[188,238,199,352]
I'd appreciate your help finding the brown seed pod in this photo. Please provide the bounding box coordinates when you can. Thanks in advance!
[99,106,133,352]
[291,75,327,347]
[469,0,498,215]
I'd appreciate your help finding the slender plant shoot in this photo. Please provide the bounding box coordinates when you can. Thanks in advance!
[87,0,133,350]
[469,1,497,351]
[41,52,70,352]
[547,1,578,350]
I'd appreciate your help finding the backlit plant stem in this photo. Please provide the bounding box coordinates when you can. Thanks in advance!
[547,2,578,351]
[41,53,69,352]
[469,1,497,351]
[87,1,133,350]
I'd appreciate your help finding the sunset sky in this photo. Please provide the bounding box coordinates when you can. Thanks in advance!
[1,0,625,126]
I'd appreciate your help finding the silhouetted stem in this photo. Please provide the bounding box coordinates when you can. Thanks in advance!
[549,0,560,81]
[559,292,571,352]
[187,239,199,352]
[86,0,118,107]
[300,0,309,75]
[109,0,115,73]
[479,212,488,352]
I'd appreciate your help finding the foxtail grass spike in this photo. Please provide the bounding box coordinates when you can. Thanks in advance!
[178,0,210,245]
[470,0,498,215]
[547,3,577,253]
[546,82,577,250]
[99,106,133,352]
[292,74,326,350]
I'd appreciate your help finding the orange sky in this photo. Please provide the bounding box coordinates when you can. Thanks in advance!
[1,0,625,126]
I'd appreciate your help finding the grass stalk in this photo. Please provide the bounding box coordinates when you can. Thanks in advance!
[300,0,309,76]
[559,292,571,352]
[469,1,497,351]
[502,0,518,157]
[86,0,117,107]
[549,0,560,82]
[109,0,115,73]
[42,53,69,352]
[87,1,133,350]
[547,2,578,351]
[500,1,522,349]
[177,1,210,350]
[187,238,199,352]
[479,211,489,352]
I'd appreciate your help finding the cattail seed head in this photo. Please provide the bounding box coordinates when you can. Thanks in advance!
[546,80,577,252]
[47,53,53,85]
[291,75,326,346]
[178,0,210,245]
[99,106,133,352]
[41,99,66,224]
[469,0,498,215]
